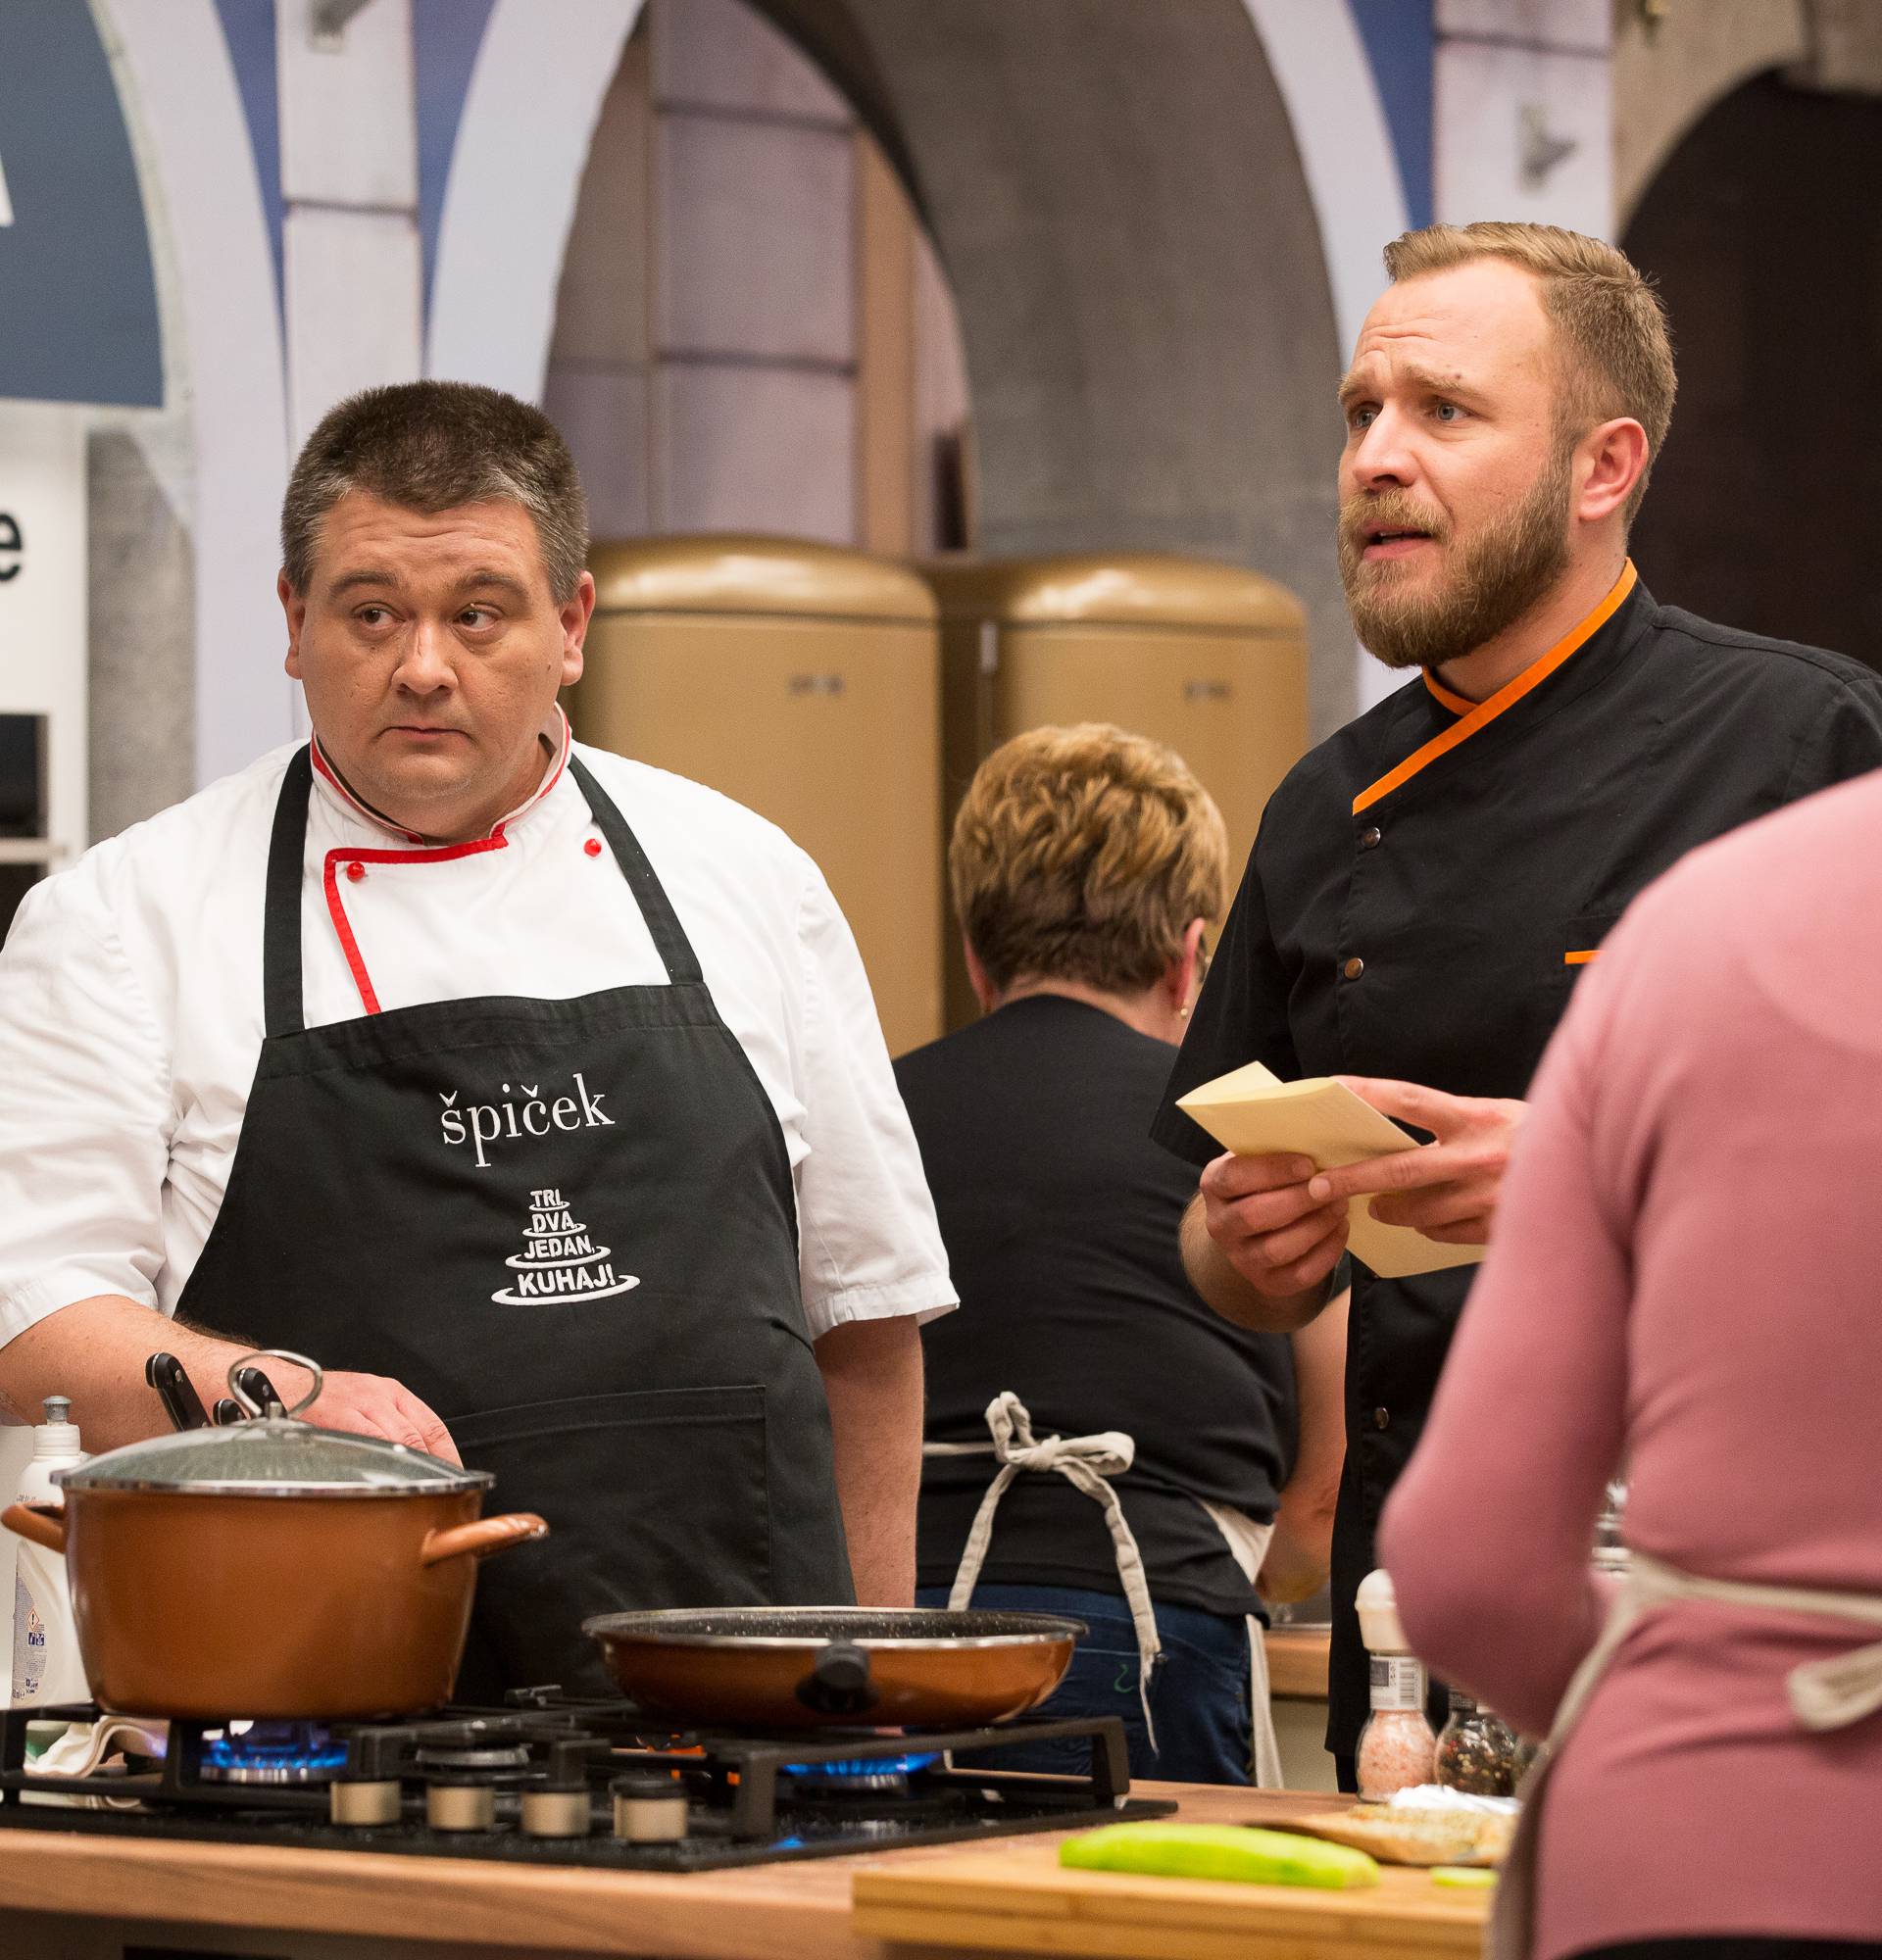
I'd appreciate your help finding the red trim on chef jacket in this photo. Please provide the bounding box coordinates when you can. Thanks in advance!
[314,714,574,1016]
[323,834,512,1016]
[309,712,573,839]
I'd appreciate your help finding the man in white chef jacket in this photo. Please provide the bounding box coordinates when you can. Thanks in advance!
[0,381,954,1691]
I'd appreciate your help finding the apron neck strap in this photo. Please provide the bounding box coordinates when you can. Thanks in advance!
[264,747,315,1038]
[261,746,707,1040]
[566,754,704,988]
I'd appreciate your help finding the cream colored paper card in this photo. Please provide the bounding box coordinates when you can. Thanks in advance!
[1176,1060,1484,1280]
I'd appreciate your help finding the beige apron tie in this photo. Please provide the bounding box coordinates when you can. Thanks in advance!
[924,1392,1164,1747]
[1492,1551,1882,1960]
[1198,1500,1285,1788]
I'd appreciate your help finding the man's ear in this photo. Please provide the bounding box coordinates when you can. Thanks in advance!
[279,569,306,679]
[1575,417,1649,527]
[560,569,597,690]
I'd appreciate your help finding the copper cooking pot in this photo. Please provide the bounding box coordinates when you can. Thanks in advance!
[583,1607,1087,1730]
[1,1349,546,1719]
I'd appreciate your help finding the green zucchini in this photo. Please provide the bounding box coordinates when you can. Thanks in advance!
[1060,1822,1381,1889]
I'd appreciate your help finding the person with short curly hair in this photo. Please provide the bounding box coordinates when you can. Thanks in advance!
[899,724,1347,1785]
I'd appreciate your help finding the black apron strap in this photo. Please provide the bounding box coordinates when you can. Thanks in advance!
[568,754,705,987]
[262,747,315,1039]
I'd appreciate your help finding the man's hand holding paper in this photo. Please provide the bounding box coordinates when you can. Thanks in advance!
[1305,1078,1527,1247]
[1175,1061,1509,1283]
[1196,1151,1352,1300]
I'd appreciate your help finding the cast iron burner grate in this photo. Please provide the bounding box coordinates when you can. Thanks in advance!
[0,1696,1175,1872]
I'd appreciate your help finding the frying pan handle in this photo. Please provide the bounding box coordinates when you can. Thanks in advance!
[2,1502,68,1555]
[796,1640,879,1717]
[420,1512,549,1567]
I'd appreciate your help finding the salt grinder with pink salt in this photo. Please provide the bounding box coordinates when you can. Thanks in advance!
[1354,1567,1437,1800]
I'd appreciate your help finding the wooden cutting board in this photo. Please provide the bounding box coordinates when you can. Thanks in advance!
[852,1838,1489,1960]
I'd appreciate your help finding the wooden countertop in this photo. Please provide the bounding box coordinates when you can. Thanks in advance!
[1265,1626,1331,1699]
[0,1785,1483,1960]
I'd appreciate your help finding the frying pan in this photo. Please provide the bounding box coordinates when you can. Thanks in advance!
[582,1606,1085,1731]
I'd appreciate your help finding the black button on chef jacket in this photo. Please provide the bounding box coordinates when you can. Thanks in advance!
[1151,565,1882,1763]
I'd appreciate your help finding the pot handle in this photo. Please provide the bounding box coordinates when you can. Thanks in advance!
[227,1348,323,1420]
[420,1512,549,1567]
[2,1502,68,1555]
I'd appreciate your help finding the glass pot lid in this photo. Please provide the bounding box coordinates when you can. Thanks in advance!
[58,1349,492,1497]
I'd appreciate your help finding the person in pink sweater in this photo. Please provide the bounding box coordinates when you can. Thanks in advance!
[1380,770,1882,1960]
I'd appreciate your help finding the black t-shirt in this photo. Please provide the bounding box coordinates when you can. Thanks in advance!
[1151,574,1882,1753]
[897,993,1295,1618]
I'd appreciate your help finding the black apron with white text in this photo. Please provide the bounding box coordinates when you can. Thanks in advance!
[175,748,854,1698]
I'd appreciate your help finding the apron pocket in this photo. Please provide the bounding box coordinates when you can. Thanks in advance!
[449,1386,772,1696]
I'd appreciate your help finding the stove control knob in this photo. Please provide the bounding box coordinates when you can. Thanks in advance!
[520,1782,594,1838]
[328,1777,401,1828]
[425,1780,497,1832]
[611,1771,688,1844]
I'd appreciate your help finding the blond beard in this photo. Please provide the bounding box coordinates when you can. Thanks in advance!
[1340,446,1575,671]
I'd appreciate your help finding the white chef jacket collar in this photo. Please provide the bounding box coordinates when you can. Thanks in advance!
[309,709,572,845]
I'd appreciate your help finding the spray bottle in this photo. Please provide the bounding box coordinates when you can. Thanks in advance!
[11,1396,90,1707]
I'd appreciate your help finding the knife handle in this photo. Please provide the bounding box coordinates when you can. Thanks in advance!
[145,1352,211,1431]
[234,1366,285,1416]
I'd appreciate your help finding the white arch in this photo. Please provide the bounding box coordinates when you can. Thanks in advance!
[432,0,1408,710]
[1238,0,1411,712]
[425,0,643,398]
[100,0,294,783]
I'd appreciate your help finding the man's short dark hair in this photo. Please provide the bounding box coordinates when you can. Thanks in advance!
[280,380,590,601]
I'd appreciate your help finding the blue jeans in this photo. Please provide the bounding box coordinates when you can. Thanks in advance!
[916,1582,1252,1785]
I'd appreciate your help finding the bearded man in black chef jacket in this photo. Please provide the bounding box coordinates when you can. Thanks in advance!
[1152,221,1882,1786]
[0,381,954,1697]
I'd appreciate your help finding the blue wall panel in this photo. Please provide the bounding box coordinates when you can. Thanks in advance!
[0,0,163,406]
[415,0,498,322]
[212,0,285,319]
[1350,0,1434,231]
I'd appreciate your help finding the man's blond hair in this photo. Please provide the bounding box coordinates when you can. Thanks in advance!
[950,723,1229,997]
[1383,221,1675,523]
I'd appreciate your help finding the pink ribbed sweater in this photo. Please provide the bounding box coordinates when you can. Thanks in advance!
[1381,771,1882,1959]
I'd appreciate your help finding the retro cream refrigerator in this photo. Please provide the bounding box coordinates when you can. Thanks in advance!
[919,552,1309,1029]
[573,536,943,1055]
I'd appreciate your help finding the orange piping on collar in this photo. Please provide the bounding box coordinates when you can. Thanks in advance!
[1352,561,1638,816]
[1424,670,1476,717]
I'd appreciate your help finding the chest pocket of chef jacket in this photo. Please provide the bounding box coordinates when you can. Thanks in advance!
[1558,910,1622,989]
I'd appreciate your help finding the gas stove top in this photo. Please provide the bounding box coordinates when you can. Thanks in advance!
[0,1692,1175,1871]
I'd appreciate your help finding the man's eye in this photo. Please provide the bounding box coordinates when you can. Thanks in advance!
[1433,402,1464,423]
[357,607,390,626]
[459,607,494,627]
[1349,407,1377,431]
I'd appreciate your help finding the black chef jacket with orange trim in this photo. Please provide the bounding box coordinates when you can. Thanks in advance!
[1151,564,1882,1762]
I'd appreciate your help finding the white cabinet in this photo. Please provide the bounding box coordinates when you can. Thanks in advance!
[0,402,86,936]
